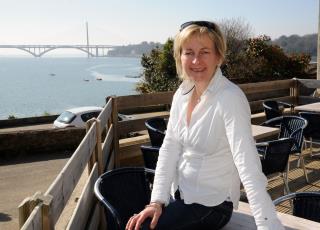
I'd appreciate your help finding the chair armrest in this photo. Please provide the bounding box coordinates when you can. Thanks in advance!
[278,101,294,109]
[260,116,282,128]
[256,142,269,147]
[273,193,297,205]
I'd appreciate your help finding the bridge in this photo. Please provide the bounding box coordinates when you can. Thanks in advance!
[0,44,119,57]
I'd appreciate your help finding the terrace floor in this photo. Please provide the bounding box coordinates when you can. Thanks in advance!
[241,146,320,215]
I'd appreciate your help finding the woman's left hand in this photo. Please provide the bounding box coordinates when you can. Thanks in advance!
[126,202,163,230]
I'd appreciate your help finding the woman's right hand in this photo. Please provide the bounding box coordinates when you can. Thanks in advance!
[126,202,163,230]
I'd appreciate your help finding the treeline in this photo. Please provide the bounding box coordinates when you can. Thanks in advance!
[107,41,162,57]
[108,34,318,59]
[273,33,317,59]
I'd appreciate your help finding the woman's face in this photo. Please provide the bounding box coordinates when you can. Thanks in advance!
[180,34,220,84]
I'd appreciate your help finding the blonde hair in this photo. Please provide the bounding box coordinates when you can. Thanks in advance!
[173,22,227,80]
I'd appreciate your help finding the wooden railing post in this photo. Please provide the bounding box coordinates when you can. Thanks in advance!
[18,197,32,228]
[111,96,120,168]
[95,119,103,174]
[86,118,96,174]
[18,191,53,230]
[292,78,300,106]
[40,194,53,230]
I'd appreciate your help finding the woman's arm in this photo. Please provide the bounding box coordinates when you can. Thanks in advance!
[220,88,284,230]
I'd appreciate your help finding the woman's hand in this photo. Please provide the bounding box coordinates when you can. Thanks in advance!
[126,202,163,230]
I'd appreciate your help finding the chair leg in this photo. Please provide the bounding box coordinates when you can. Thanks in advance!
[285,161,290,190]
[282,172,290,194]
[299,155,309,183]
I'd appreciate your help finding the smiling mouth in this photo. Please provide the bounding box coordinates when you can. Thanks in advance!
[191,68,205,72]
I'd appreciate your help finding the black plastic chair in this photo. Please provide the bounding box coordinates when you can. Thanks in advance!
[299,112,320,156]
[261,116,309,183]
[256,138,294,193]
[94,167,154,230]
[263,100,294,120]
[273,192,320,223]
[140,145,159,170]
[145,117,166,147]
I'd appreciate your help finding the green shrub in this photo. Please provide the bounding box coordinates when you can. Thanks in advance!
[137,24,311,93]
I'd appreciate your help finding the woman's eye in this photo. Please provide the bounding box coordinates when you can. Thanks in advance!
[200,50,210,55]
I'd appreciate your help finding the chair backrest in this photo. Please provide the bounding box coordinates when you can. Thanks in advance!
[145,117,166,147]
[299,112,320,140]
[94,167,154,230]
[140,145,159,170]
[263,100,282,120]
[262,116,307,154]
[273,192,320,223]
[279,116,307,154]
[259,138,294,176]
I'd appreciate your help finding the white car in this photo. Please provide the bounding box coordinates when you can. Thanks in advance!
[53,106,103,128]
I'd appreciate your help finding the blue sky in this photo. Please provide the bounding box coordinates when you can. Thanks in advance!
[0,0,318,48]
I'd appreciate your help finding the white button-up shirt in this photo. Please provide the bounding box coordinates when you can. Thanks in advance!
[151,68,284,229]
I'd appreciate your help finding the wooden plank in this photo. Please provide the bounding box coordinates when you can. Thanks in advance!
[20,204,42,230]
[249,96,294,113]
[252,125,279,140]
[298,96,320,105]
[111,97,120,167]
[297,79,320,89]
[239,79,293,94]
[116,91,175,110]
[66,163,98,230]
[18,197,32,228]
[118,113,169,137]
[85,203,100,230]
[95,120,103,174]
[295,102,320,113]
[107,150,115,171]
[119,134,150,148]
[45,122,97,225]
[97,99,112,134]
[245,89,290,102]
[102,125,114,171]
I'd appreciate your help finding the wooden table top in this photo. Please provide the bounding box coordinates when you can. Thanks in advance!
[294,102,320,113]
[252,125,279,140]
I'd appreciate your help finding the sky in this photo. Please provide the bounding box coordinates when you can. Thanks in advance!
[0,0,318,55]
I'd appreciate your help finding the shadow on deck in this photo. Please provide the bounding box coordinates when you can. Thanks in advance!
[241,147,320,215]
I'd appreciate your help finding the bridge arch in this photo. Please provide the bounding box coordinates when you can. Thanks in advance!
[0,45,117,57]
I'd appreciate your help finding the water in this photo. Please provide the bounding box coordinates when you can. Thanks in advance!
[0,57,142,119]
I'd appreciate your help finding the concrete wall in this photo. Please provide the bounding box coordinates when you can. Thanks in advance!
[0,115,58,128]
[0,127,85,159]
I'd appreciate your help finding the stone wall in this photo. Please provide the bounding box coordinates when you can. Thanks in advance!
[0,115,58,128]
[0,127,85,159]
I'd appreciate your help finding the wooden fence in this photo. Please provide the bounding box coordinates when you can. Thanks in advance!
[18,78,320,229]
[18,97,117,230]
[117,78,320,166]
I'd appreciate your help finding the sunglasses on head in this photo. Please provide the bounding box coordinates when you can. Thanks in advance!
[179,21,216,32]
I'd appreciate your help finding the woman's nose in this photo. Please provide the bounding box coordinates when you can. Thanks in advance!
[192,55,200,64]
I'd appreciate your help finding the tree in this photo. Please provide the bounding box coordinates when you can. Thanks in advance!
[137,19,312,93]
[136,39,180,93]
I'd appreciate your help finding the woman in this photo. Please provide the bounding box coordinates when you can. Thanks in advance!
[126,21,284,230]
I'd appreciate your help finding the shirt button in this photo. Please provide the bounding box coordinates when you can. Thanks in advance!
[264,217,268,220]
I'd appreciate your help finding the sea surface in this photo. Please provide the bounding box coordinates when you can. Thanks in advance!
[0,57,142,119]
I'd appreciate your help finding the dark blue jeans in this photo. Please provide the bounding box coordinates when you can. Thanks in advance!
[141,199,233,230]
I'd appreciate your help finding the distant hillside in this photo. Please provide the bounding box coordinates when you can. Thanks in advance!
[107,41,162,57]
[273,33,317,59]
